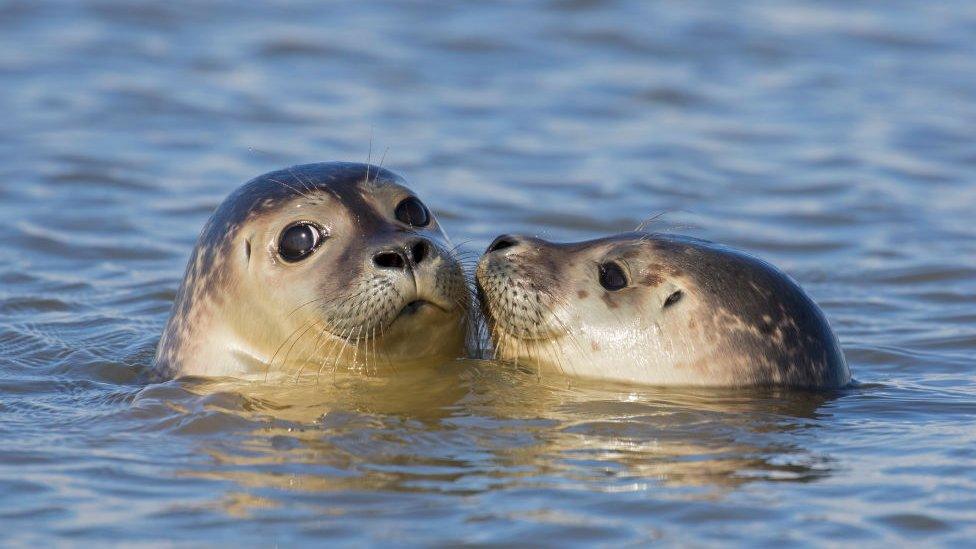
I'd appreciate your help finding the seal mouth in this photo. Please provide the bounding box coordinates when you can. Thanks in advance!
[394,299,447,319]
[401,299,430,315]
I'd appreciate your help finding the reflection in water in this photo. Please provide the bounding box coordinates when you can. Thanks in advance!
[157,360,836,515]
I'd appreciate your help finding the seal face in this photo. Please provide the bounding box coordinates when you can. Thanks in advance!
[475,232,850,388]
[154,162,470,379]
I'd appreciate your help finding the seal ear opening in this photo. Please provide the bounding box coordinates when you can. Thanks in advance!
[663,289,683,309]
[244,239,252,263]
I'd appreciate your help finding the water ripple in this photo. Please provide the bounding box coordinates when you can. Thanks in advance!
[0,0,975,544]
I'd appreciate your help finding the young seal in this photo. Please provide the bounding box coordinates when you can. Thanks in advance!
[155,162,469,379]
[475,232,850,388]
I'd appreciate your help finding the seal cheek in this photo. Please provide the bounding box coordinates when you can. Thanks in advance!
[600,292,619,309]
[577,290,589,299]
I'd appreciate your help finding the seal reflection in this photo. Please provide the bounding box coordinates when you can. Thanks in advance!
[149,362,838,518]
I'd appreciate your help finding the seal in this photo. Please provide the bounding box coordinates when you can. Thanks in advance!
[154,162,470,379]
[475,232,850,388]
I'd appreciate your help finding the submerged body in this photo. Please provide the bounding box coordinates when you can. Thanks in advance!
[476,232,849,388]
[155,162,469,378]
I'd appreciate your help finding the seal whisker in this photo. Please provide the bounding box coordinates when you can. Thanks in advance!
[538,310,583,373]
[316,324,352,383]
[286,295,332,319]
[364,133,373,185]
[314,324,349,384]
[356,327,376,375]
[374,319,396,374]
[367,325,376,376]
[535,288,589,361]
[635,210,668,232]
[296,320,338,382]
[287,166,315,195]
[315,326,349,385]
[266,318,317,381]
[372,146,390,187]
[267,177,312,200]
[279,319,322,375]
[351,326,364,373]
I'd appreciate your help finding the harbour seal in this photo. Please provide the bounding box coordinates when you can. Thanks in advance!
[155,162,470,379]
[475,232,850,388]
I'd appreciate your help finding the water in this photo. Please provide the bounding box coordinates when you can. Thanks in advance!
[1,0,975,545]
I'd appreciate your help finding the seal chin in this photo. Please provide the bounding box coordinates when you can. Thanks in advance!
[366,282,463,340]
[370,294,468,367]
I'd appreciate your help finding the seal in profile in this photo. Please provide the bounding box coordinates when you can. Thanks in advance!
[475,232,849,388]
[155,162,470,379]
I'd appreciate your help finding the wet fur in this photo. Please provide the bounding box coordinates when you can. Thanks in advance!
[155,162,469,379]
[476,232,850,388]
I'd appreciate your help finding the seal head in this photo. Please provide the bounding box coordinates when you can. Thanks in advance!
[155,162,469,378]
[476,232,849,388]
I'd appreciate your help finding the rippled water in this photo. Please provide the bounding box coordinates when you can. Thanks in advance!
[2,0,975,545]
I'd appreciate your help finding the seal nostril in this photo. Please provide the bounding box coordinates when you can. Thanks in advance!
[411,240,429,264]
[488,235,518,253]
[374,251,406,269]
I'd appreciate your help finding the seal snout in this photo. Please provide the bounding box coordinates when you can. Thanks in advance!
[475,234,569,343]
[373,238,432,270]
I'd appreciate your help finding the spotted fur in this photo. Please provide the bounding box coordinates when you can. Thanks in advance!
[476,232,850,388]
[155,162,469,379]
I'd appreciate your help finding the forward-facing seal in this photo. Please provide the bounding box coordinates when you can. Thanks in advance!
[475,232,850,388]
[155,162,470,379]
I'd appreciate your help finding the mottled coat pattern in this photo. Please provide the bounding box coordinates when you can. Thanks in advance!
[477,232,850,388]
[155,162,468,378]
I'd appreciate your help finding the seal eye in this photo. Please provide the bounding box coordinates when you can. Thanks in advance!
[394,197,430,227]
[598,262,628,291]
[278,223,321,262]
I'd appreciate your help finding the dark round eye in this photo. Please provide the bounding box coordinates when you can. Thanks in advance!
[394,196,430,227]
[598,262,628,291]
[278,223,322,262]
